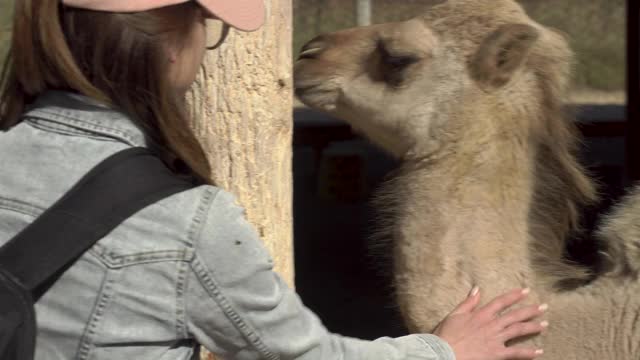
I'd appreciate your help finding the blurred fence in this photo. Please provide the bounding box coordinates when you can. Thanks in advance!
[293,0,627,104]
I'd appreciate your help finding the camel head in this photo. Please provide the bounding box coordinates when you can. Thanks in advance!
[294,0,573,158]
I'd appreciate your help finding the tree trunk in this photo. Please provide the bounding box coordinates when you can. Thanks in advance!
[186,1,293,358]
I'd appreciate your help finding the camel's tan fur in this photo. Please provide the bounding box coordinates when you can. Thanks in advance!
[294,0,640,358]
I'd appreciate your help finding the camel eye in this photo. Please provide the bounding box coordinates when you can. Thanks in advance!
[384,55,420,70]
[376,40,421,86]
[377,41,420,72]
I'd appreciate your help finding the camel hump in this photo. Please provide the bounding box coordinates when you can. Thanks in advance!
[596,185,640,278]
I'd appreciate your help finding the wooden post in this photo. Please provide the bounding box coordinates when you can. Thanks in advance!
[186,0,293,358]
[356,0,372,26]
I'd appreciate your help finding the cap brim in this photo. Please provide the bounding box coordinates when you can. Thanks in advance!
[62,0,265,32]
[198,0,265,32]
[62,0,188,12]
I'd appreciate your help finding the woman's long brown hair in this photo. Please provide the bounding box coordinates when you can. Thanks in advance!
[0,0,212,182]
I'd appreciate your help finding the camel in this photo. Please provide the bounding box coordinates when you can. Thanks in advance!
[293,0,640,358]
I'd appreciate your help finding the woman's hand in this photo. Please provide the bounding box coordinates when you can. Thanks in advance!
[433,287,548,360]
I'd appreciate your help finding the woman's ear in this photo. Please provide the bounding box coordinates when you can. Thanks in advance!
[167,45,178,64]
[469,23,539,90]
[164,33,182,64]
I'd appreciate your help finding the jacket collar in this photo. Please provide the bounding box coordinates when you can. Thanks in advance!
[23,90,151,148]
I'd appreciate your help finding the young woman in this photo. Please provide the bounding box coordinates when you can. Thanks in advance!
[0,1,548,359]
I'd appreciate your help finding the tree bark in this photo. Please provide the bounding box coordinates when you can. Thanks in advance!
[186,1,293,358]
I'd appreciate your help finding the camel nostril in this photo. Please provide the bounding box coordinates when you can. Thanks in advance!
[298,37,327,60]
[298,46,324,60]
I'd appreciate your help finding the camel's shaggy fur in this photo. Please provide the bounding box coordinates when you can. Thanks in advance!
[294,0,640,358]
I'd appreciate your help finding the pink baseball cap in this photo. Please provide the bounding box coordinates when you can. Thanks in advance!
[61,0,266,31]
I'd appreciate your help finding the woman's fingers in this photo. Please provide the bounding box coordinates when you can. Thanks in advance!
[450,286,481,315]
[477,288,530,319]
[434,287,547,360]
[499,346,545,360]
[499,320,548,342]
[497,303,548,329]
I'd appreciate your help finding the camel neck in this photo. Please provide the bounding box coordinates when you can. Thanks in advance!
[384,123,540,310]
[401,148,534,245]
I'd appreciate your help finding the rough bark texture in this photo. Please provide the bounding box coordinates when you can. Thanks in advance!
[186,1,293,358]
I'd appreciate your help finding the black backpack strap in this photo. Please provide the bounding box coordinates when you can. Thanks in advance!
[0,147,198,293]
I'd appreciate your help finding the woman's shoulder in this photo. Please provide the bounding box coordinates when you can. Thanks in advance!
[187,185,256,241]
[149,184,252,244]
[184,185,273,268]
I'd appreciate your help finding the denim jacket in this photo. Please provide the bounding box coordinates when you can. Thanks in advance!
[0,91,455,360]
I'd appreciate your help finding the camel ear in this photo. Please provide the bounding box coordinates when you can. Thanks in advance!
[470,24,539,89]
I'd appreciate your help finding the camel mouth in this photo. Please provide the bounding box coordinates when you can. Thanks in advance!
[293,86,312,98]
[293,75,336,96]
[293,81,339,111]
[294,85,333,102]
[294,83,329,96]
